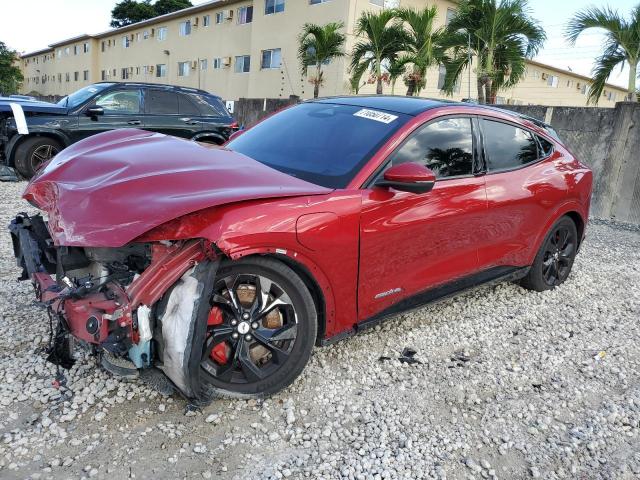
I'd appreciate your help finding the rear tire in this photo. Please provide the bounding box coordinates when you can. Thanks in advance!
[196,257,317,400]
[14,137,62,179]
[520,216,578,291]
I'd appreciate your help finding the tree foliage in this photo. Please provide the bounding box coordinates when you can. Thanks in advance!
[110,0,192,28]
[443,0,545,104]
[0,41,23,95]
[565,5,640,104]
[298,22,346,98]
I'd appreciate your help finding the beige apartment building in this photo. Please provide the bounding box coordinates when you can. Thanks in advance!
[19,0,628,107]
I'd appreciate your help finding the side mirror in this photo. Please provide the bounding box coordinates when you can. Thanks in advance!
[375,162,436,194]
[85,106,104,117]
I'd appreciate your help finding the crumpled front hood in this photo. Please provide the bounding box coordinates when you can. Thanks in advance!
[24,129,331,247]
[0,100,66,115]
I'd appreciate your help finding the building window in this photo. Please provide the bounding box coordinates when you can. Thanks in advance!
[123,36,130,48]
[65,73,70,82]
[178,61,190,76]
[265,0,285,15]
[143,30,150,39]
[83,42,90,53]
[64,47,70,56]
[122,68,130,80]
[546,75,559,88]
[136,33,141,42]
[235,55,251,73]
[157,27,167,41]
[203,15,210,26]
[215,12,224,24]
[101,41,106,52]
[370,0,384,6]
[212,58,223,69]
[200,59,208,70]
[58,73,62,82]
[73,45,78,55]
[101,70,106,81]
[73,71,78,81]
[437,65,460,93]
[445,8,456,25]
[261,48,282,69]
[179,20,191,36]
[156,64,167,77]
[83,70,89,81]
[310,0,331,4]
[238,6,253,24]
[608,91,616,101]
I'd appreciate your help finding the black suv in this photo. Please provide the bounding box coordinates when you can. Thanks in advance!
[0,82,237,178]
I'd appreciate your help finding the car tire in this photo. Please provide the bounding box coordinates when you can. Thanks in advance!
[14,136,62,179]
[520,216,578,292]
[195,256,317,400]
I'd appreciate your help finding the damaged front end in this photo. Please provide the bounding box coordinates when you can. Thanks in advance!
[9,213,219,400]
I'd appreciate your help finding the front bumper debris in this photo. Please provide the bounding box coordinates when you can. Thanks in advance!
[9,213,218,398]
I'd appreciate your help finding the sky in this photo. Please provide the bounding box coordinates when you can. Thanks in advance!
[0,0,637,89]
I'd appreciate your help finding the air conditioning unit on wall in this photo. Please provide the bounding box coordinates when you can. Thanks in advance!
[541,73,548,80]
[193,17,199,26]
[191,61,198,69]
[222,56,232,67]
[224,9,234,20]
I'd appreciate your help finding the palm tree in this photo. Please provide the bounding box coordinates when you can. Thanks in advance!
[387,58,407,95]
[565,5,640,104]
[396,6,448,96]
[350,10,408,95]
[443,0,546,104]
[298,22,346,98]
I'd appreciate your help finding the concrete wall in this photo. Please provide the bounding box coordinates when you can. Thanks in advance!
[500,102,640,225]
[234,96,299,127]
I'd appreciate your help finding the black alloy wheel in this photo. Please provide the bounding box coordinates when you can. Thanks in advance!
[521,216,578,291]
[198,257,316,398]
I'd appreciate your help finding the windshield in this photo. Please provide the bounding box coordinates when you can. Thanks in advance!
[57,83,114,109]
[226,102,409,189]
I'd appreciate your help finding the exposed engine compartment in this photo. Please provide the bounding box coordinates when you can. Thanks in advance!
[9,212,219,400]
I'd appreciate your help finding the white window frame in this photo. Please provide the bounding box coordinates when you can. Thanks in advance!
[157,27,168,41]
[178,61,190,77]
[215,12,224,24]
[212,58,223,69]
[123,36,130,48]
[238,6,253,24]
[265,0,285,15]
[261,48,282,69]
[235,55,251,73]
[203,15,210,26]
[156,64,167,77]
[179,20,192,36]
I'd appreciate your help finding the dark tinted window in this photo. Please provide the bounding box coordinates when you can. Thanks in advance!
[227,103,409,188]
[538,136,554,157]
[145,89,178,114]
[483,120,538,171]
[178,93,200,115]
[190,94,230,117]
[391,117,474,178]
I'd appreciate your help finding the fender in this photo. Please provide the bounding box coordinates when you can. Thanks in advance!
[527,199,588,265]
[6,130,72,167]
[223,245,338,339]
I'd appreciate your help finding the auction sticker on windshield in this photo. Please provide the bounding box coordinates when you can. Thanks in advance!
[353,109,398,124]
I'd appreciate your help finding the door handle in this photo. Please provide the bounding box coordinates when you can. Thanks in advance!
[181,118,199,125]
[127,120,142,126]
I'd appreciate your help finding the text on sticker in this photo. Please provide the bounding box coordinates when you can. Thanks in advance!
[353,109,398,124]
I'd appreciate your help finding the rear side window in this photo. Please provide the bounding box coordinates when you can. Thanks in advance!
[145,89,178,114]
[190,94,230,117]
[482,120,538,172]
[538,136,554,157]
[178,93,200,115]
[391,117,474,179]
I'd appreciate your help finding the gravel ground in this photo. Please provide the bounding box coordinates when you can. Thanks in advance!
[0,180,639,480]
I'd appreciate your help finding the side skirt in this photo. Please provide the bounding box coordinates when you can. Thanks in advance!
[320,265,530,347]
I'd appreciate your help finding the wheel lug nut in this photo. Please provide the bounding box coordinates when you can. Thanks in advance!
[251,322,259,330]
[245,334,252,341]
[242,313,250,320]
[231,320,237,326]
[232,332,239,339]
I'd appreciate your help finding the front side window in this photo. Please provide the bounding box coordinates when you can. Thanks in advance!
[227,102,409,188]
[261,48,282,69]
[178,61,190,76]
[145,89,178,114]
[178,93,201,115]
[390,117,474,179]
[156,64,167,77]
[179,21,191,36]
[95,89,142,114]
[238,6,253,24]
[235,55,251,73]
[482,120,539,172]
[265,0,285,15]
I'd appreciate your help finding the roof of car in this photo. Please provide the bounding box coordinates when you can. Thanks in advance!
[92,81,215,96]
[313,95,461,116]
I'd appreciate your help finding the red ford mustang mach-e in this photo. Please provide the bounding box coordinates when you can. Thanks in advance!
[10,96,592,400]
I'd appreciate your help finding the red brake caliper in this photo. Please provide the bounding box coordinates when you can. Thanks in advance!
[207,306,230,365]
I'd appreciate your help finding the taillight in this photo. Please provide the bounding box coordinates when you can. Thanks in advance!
[229,121,239,130]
